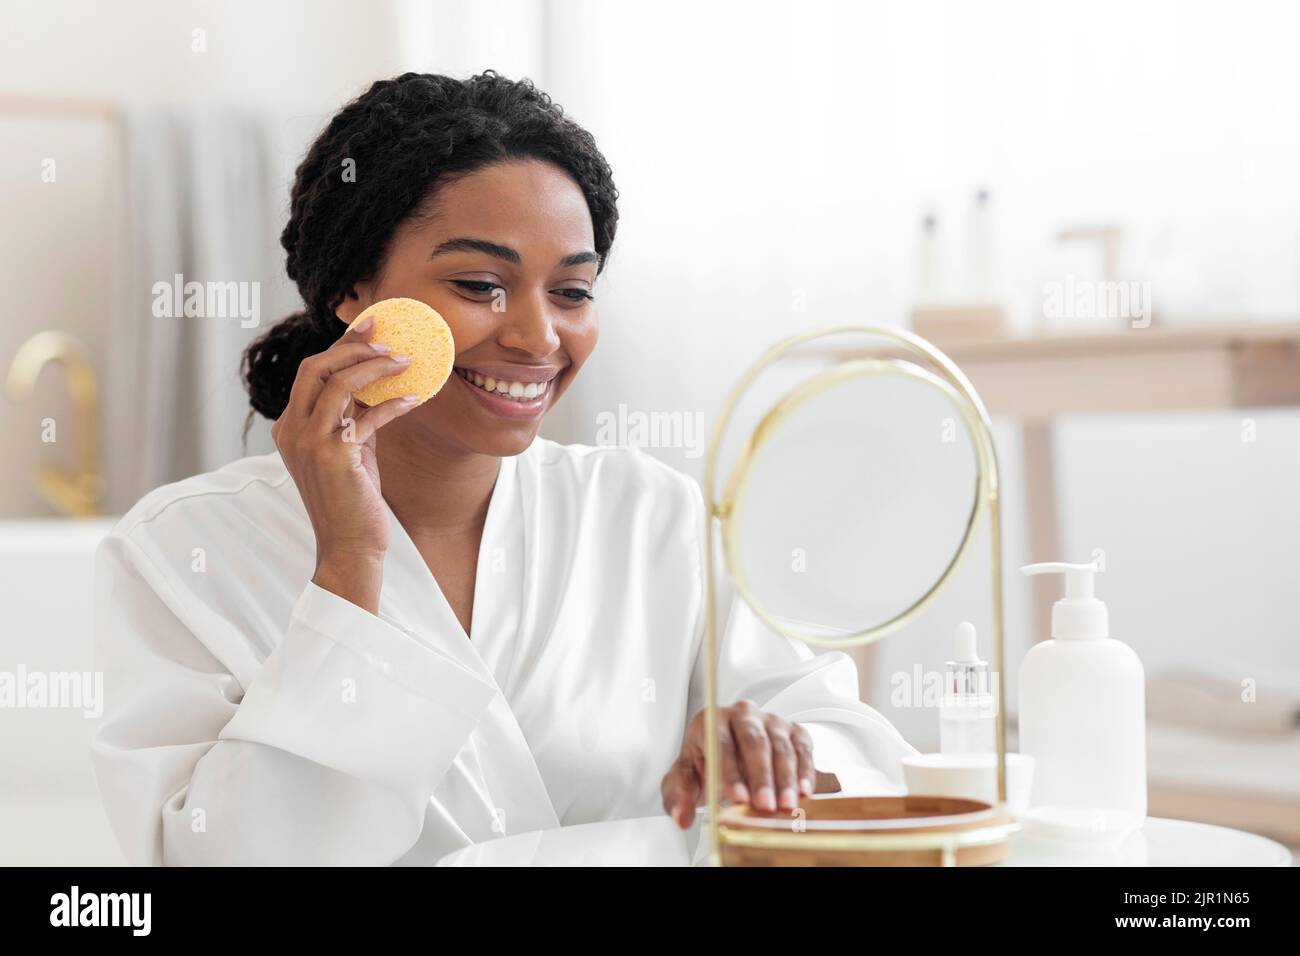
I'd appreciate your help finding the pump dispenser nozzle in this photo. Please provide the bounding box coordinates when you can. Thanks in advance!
[1021,557,1108,640]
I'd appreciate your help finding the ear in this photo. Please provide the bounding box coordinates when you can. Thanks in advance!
[333,283,375,328]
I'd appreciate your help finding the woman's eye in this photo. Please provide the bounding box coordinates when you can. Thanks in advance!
[552,288,594,302]
[451,279,500,295]
[452,280,591,303]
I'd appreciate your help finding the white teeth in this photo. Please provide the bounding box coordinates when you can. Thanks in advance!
[456,368,553,402]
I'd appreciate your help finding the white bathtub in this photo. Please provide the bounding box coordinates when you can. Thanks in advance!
[0,517,126,864]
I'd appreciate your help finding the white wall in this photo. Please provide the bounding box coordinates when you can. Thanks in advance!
[2,0,1296,750]
[536,0,1300,747]
[0,0,430,515]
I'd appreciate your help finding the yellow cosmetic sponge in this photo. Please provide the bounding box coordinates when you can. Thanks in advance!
[344,298,455,407]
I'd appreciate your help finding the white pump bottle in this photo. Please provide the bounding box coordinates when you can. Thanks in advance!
[1018,558,1146,833]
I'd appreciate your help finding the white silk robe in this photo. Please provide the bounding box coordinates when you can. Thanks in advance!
[91,439,915,865]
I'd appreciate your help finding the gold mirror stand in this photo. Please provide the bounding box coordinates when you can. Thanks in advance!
[702,325,1007,866]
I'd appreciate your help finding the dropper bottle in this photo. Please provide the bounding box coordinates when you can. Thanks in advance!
[939,622,996,754]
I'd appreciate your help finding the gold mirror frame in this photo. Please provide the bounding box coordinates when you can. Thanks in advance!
[722,357,984,648]
[702,325,1009,866]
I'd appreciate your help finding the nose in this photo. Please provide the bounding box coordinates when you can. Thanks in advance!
[496,289,562,357]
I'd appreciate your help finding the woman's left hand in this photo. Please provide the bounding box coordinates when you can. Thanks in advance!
[660,700,816,829]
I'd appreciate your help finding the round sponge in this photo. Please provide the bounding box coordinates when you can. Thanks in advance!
[344,298,455,407]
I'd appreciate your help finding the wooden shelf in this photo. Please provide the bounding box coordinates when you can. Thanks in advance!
[815,321,1300,421]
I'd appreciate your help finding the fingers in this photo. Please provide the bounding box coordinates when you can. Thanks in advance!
[764,714,801,812]
[790,722,817,799]
[712,715,748,806]
[288,342,391,417]
[673,704,819,820]
[309,354,412,435]
[284,316,386,415]
[681,708,748,807]
[350,393,422,444]
[659,755,701,829]
[730,700,775,813]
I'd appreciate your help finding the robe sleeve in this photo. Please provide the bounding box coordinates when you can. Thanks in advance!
[682,474,916,795]
[90,532,498,866]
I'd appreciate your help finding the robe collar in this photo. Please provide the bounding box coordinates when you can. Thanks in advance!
[376,444,559,833]
[377,451,518,682]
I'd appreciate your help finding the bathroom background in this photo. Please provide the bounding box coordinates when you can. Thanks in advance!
[2,0,1297,863]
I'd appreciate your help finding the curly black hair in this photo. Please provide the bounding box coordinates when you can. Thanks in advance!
[242,71,619,421]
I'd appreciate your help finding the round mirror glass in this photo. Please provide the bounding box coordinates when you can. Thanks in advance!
[724,359,980,645]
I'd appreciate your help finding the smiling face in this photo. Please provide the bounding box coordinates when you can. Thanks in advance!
[335,159,599,458]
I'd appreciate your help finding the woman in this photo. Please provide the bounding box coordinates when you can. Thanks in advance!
[92,72,913,865]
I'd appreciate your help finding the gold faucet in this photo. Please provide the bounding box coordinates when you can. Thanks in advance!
[5,331,105,517]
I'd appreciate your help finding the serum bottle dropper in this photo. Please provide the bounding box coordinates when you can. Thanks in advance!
[939,621,997,754]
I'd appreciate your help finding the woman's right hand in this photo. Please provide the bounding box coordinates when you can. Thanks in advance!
[271,315,419,613]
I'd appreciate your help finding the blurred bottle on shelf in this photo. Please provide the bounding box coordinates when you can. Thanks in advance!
[911,187,1007,341]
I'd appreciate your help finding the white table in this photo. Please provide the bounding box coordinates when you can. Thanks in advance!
[436,814,1291,867]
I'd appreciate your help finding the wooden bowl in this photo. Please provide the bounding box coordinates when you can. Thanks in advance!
[718,794,1012,867]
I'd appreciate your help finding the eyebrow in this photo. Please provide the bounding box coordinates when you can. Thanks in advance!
[431,236,599,269]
